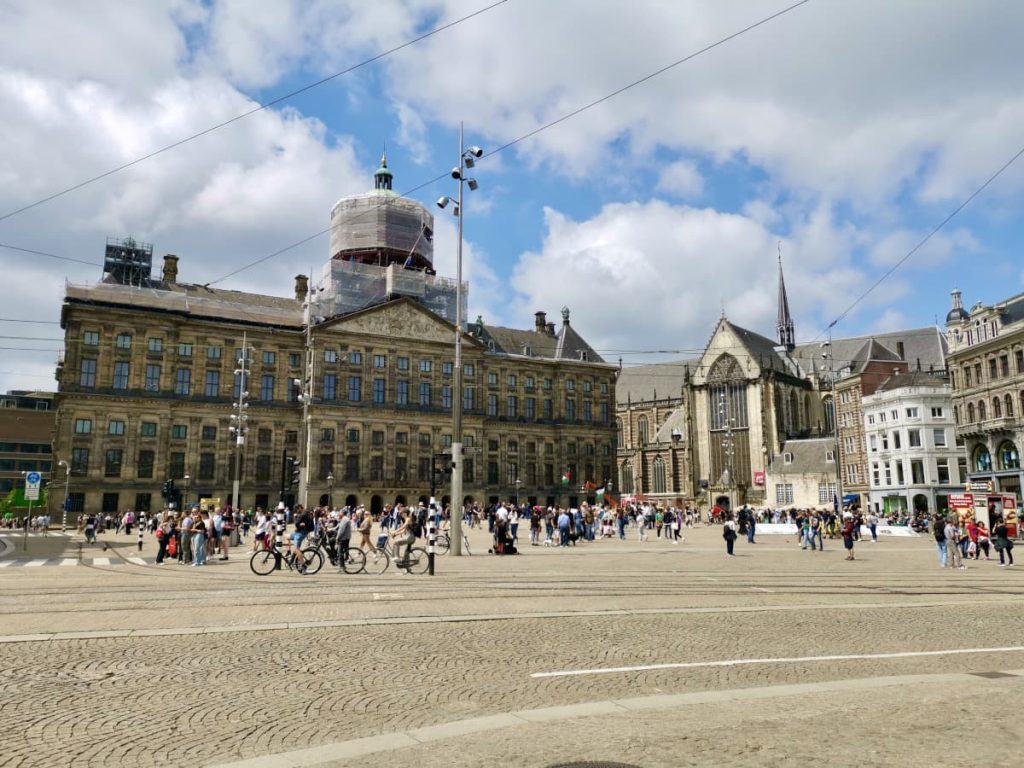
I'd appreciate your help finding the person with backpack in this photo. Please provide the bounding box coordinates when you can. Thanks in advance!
[934,515,948,568]
[993,517,1015,567]
[723,513,738,556]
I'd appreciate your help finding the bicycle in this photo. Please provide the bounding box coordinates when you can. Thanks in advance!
[249,537,323,576]
[433,529,471,556]
[361,534,430,575]
[301,528,365,575]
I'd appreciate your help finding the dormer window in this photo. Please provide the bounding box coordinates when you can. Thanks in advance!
[783,452,793,465]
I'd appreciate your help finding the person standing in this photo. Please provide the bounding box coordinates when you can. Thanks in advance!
[994,517,1015,567]
[945,517,964,570]
[841,513,856,560]
[191,516,207,566]
[179,510,194,564]
[976,520,992,560]
[557,509,571,547]
[723,514,738,556]
[335,510,353,567]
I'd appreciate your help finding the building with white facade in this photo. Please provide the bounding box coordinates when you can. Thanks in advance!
[765,437,837,511]
[862,371,963,516]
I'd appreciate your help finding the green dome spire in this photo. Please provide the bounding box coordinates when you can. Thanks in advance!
[374,149,393,191]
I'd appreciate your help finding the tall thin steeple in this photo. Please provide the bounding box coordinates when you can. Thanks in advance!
[777,243,795,352]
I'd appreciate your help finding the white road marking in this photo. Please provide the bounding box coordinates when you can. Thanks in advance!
[59,559,78,567]
[0,560,14,567]
[92,557,111,566]
[24,559,47,567]
[532,645,1024,678]
[127,556,147,566]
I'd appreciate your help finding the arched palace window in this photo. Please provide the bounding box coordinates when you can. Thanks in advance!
[637,415,649,445]
[974,445,992,472]
[999,441,1020,470]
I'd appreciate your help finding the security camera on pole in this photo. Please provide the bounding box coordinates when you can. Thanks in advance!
[436,122,483,556]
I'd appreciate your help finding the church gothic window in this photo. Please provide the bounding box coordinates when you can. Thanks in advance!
[652,456,666,494]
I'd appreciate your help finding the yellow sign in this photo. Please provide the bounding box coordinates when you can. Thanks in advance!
[198,497,222,512]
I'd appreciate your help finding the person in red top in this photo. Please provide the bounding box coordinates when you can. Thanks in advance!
[841,513,856,561]
[975,520,992,560]
[965,518,980,560]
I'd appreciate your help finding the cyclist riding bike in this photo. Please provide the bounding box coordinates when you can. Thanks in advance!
[290,505,314,569]
[391,509,416,565]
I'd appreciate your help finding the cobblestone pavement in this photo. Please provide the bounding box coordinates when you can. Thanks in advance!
[0,525,1022,767]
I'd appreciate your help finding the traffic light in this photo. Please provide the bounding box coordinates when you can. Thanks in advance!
[288,457,301,488]
[162,479,174,498]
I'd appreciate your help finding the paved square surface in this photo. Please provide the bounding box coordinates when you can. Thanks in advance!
[1,525,1023,767]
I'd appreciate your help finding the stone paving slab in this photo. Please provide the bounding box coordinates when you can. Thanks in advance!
[0,526,1022,767]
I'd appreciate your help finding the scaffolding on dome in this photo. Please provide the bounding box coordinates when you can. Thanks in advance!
[317,260,464,324]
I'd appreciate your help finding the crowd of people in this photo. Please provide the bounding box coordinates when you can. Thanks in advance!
[51,498,1021,574]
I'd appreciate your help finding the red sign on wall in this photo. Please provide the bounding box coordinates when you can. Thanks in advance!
[753,471,765,486]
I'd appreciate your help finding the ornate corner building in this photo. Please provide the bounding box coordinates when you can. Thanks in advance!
[945,288,1024,499]
[53,160,617,516]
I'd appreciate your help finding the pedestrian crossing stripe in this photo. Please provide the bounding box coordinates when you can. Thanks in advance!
[0,557,159,568]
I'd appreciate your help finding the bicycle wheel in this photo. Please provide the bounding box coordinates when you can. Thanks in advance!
[300,548,324,575]
[249,549,278,576]
[341,547,366,574]
[404,547,430,575]
[433,534,450,556]
[363,547,390,575]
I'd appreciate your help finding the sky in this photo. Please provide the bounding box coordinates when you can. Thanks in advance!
[2,0,1023,394]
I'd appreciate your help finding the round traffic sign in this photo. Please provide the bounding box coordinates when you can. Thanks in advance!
[26,471,41,484]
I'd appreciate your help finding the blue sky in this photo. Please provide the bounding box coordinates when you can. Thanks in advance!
[1,0,1023,392]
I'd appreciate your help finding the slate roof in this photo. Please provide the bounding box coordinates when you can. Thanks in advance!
[616,359,696,403]
[723,320,798,377]
[791,326,947,379]
[66,278,303,327]
[874,370,950,393]
[473,311,605,364]
[767,437,836,476]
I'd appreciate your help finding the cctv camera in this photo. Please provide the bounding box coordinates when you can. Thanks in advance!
[468,146,483,157]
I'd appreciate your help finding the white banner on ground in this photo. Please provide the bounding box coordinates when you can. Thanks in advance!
[753,523,919,538]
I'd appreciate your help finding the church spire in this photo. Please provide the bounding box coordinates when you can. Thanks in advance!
[777,243,795,352]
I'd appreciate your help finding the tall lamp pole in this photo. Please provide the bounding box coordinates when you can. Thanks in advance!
[230,334,252,516]
[326,473,334,510]
[436,122,483,556]
[822,334,844,511]
[183,473,191,509]
[58,460,70,533]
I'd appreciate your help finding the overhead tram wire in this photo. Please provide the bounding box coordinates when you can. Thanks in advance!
[0,243,103,267]
[0,0,511,224]
[812,140,1024,344]
[205,0,812,287]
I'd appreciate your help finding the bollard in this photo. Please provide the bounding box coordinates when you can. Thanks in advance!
[137,516,144,552]
[427,519,436,576]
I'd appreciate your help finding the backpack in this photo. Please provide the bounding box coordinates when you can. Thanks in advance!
[934,526,946,542]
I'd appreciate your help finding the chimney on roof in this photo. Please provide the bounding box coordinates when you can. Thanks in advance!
[534,311,547,333]
[295,274,309,303]
[162,254,179,283]
[546,322,555,336]
[895,341,905,359]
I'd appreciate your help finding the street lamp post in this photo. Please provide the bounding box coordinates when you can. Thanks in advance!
[230,335,253,517]
[822,335,845,512]
[718,392,736,514]
[436,122,483,556]
[326,473,334,510]
[58,460,70,533]
[183,474,191,509]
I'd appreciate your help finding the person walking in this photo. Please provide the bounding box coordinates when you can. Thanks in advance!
[933,515,948,568]
[994,517,1015,567]
[867,511,879,543]
[723,514,738,556]
[945,516,964,570]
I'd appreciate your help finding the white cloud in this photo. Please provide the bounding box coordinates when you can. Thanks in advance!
[655,160,703,199]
